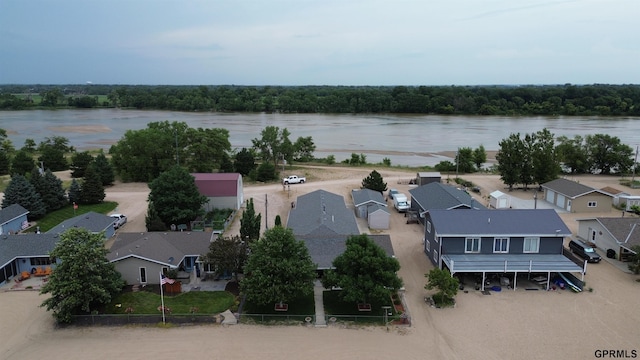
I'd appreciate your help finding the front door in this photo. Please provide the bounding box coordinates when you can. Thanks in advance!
[139,267,147,283]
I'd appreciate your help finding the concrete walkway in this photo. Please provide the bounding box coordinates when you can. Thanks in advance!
[313,280,327,327]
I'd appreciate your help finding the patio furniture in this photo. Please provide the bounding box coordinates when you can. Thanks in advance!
[44,266,52,276]
[19,271,30,281]
[34,267,46,277]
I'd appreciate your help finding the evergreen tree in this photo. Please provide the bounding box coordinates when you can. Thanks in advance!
[69,151,94,178]
[67,178,82,205]
[79,165,105,204]
[361,170,387,193]
[472,145,487,171]
[274,215,282,227]
[240,198,262,242]
[0,149,9,175]
[41,169,68,211]
[147,166,207,226]
[255,162,276,182]
[145,202,167,231]
[93,151,115,186]
[2,174,46,219]
[219,152,234,173]
[40,228,125,323]
[234,147,255,176]
[11,149,36,176]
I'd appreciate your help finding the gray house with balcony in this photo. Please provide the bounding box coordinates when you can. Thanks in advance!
[424,209,583,290]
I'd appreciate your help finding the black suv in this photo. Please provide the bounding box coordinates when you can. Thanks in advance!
[569,239,601,263]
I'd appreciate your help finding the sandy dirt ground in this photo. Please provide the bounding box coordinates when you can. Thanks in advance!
[1,167,639,360]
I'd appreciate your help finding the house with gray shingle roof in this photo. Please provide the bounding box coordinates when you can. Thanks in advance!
[0,204,30,235]
[107,231,214,285]
[541,178,613,213]
[287,189,394,272]
[351,188,389,230]
[46,211,116,238]
[0,233,59,285]
[576,217,640,262]
[424,209,583,290]
[287,190,359,236]
[409,182,484,223]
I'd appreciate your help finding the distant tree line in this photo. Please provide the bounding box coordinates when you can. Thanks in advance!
[2,84,640,116]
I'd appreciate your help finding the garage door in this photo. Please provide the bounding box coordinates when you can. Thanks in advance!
[556,194,565,208]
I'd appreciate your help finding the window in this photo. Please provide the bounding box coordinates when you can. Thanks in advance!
[434,250,439,262]
[523,237,540,253]
[493,238,509,253]
[587,201,597,207]
[427,221,431,233]
[426,239,431,252]
[465,237,481,253]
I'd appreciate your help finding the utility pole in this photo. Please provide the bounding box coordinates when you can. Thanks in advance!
[455,148,459,179]
[265,194,268,230]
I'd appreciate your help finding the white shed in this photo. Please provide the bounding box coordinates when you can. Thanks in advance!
[489,190,511,209]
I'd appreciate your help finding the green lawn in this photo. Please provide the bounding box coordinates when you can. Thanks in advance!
[104,288,236,315]
[29,201,118,232]
[323,290,396,319]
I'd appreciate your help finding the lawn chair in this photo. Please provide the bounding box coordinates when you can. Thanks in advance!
[34,267,46,277]
[44,266,52,276]
[19,271,30,281]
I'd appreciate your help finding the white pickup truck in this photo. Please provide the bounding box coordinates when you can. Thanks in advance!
[283,175,306,184]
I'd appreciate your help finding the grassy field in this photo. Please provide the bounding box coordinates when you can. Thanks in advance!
[28,201,118,232]
[105,288,236,315]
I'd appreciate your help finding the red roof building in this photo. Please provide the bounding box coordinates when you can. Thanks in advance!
[192,173,244,210]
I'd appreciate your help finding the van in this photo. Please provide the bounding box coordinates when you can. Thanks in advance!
[393,193,410,213]
[569,239,601,263]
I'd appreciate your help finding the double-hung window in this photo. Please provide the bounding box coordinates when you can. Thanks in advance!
[465,237,481,253]
[493,237,509,253]
[523,237,540,253]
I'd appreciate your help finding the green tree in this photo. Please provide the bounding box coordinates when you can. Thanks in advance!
[519,134,535,189]
[496,133,523,191]
[205,235,248,281]
[472,145,487,170]
[70,151,94,178]
[93,151,115,186]
[11,149,36,176]
[361,170,387,193]
[40,228,125,323]
[31,168,67,212]
[41,88,63,107]
[556,135,589,174]
[531,128,561,184]
[455,147,475,173]
[79,165,105,204]
[147,166,207,227]
[274,215,282,227]
[240,198,262,242]
[424,268,459,306]
[67,178,82,205]
[234,148,255,176]
[322,234,402,305]
[218,153,234,173]
[241,226,316,306]
[37,137,71,172]
[255,162,276,182]
[2,174,46,219]
[293,136,316,162]
[22,138,37,153]
[145,202,166,231]
[183,127,232,172]
[585,134,634,175]
[251,126,292,169]
[0,149,9,175]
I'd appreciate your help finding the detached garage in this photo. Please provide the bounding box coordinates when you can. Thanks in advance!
[489,190,511,209]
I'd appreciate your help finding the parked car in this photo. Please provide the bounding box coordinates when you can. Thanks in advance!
[388,188,399,201]
[569,239,601,263]
[110,213,127,229]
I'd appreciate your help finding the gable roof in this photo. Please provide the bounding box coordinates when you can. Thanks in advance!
[0,233,59,268]
[297,234,395,269]
[368,203,390,214]
[428,209,571,237]
[581,217,640,249]
[107,231,214,267]
[46,211,115,235]
[541,178,611,199]
[409,182,484,212]
[0,204,29,225]
[287,189,359,236]
[192,173,240,197]
[351,188,386,207]
[600,186,627,196]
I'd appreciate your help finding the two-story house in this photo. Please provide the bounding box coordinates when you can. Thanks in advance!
[424,209,584,290]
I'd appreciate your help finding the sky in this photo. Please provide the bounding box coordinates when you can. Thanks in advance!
[0,0,638,86]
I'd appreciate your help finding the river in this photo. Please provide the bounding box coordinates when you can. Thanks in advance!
[1,109,638,166]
